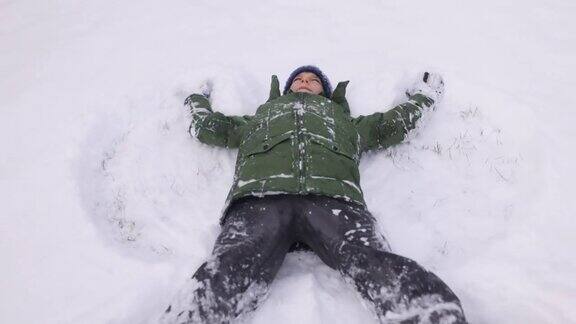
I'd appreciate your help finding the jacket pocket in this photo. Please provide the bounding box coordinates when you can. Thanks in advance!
[240,131,293,156]
[308,134,358,162]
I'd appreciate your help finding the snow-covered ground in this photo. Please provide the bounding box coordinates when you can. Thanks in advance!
[1,0,575,323]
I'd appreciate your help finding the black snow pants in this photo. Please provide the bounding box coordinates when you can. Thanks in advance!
[162,195,467,324]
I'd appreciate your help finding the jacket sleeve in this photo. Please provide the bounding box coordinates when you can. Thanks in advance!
[187,94,253,149]
[352,93,435,152]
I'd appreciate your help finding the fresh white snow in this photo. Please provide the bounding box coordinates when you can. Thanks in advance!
[1,0,575,323]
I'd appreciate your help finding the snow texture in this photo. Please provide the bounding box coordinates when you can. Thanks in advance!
[1,0,575,323]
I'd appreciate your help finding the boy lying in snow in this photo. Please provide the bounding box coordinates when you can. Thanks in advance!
[162,66,467,324]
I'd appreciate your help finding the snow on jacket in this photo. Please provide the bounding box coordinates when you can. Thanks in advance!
[187,75,435,222]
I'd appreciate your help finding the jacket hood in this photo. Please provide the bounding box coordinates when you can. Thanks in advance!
[268,75,351,115]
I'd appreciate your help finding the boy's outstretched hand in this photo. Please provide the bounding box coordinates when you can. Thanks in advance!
[198,79,213,99]
[406,72,445,104]
[184,80,213,115]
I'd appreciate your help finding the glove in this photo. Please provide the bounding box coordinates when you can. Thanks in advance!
[184,80,213,115]
[406,72,445,103]
[198,79,213,99]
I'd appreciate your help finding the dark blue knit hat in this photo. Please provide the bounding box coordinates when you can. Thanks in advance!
[283,65,332,98]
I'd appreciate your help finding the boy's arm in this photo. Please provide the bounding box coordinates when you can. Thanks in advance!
[353,72,444,152]
[186,93,253,149]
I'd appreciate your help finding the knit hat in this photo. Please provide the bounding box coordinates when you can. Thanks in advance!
[283,65,332,98]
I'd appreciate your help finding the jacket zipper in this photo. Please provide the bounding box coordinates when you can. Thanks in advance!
[295,94,306,193]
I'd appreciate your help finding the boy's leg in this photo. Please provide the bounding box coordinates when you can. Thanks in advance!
[161,196,295,324]
[298,196,467,324]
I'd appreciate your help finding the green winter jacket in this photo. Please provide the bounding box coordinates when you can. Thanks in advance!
[188,75,434,219]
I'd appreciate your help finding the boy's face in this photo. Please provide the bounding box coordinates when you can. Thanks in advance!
[290,72,323,95]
